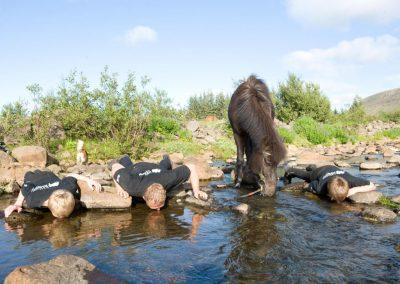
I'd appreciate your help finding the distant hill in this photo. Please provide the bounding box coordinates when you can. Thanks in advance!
[362,88,400,115]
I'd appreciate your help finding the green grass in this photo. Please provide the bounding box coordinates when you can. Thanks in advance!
[156,139,204,157]
[378,196,400,211]
[210,137,236,160]
[278,127,296,144]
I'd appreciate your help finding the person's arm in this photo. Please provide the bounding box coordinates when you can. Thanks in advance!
[347,182,376,197]
[66,173,102,192]
[4,191,25,217]
[184,163,208,200]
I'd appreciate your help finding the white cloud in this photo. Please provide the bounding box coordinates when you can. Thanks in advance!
[385,73,400,82]
[286,0,400,27]
[124,26,157,46]
[285,35,400,73]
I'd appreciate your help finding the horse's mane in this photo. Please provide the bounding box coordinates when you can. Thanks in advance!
[233,75,286,166]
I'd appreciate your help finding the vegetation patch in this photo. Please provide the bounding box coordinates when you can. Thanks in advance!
[379,196,400,211]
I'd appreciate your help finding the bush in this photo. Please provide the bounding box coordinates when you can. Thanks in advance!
[187,92,230,120]
[293,117,329,144]
[277,127,296,144]
[148,116,181,136]
[379,111,400,123]
[275,73,332,123]
[381,128,400,139]
[333,96,369,126]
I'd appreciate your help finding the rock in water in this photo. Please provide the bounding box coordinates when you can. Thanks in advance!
[359,162,383,170]
[78,182,132,209]
[185,196,212,208]
[12,146,47,168]
[334,160,351,168]
[280,182,308,192]
[5,180,20,194]
[234,203,249,214]
[348,191,383,204]
[361,207,397,223]
[4,254,124,284]
[5,211,43,225]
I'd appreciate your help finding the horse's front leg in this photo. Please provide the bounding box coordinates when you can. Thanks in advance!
[233,133,245,188]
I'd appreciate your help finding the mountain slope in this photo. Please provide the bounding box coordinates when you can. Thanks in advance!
[362,88,400,115]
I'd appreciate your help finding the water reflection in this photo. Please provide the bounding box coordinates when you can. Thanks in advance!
[4,206,205,249]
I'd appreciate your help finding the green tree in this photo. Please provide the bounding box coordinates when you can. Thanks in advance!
[275,73,331,123]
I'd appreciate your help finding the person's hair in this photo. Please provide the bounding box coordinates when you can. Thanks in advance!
[327,177,349,203]
[48,190,75,218]
[143,183,166,209]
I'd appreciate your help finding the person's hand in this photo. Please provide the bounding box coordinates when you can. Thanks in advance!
[117,187,129,199]
[194,190,208,201]
[4,204,22,218]
[87,179,102,192]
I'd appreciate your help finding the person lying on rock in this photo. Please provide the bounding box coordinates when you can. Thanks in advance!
[4,170,102,218]
[110,155,208,210]
[283,165,376,202]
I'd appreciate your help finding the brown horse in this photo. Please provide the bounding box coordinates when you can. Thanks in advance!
[228,75,286,196]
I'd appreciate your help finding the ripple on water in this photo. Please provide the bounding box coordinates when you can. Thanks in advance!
[0,168,399,282]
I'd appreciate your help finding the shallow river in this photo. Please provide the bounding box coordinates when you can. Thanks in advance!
[0,168,399,282]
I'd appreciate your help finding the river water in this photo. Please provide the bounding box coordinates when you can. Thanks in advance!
[0,168,399,282]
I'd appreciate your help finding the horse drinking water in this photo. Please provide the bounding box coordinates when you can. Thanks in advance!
[228,75,286,196]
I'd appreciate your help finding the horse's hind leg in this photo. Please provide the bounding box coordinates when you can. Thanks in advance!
[233,133,245,188]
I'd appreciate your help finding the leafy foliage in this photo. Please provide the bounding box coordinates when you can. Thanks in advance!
[187,92,230,120]
[275,73,331,123]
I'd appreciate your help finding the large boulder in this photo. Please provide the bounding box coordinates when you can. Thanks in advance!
[78,181,132,209]
[12,146,47,168]
[0,163,38,186]
[4,254,123,284]
[184,156,224,180]
[348,191,383,204]
[361,207,397,223]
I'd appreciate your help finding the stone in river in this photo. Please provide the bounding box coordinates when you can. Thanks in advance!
[234,203,249,215]
[391,195,400,203]
[5,211,43,225]
[185,196,213,208]
[348,191,383,204]
[361,207,397,223]
[359,162,383,170]
[4,254,124,284]
[334,160,351,168]
[78,181,131,209]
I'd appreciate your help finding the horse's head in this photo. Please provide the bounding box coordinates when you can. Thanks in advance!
[259,151,278,197]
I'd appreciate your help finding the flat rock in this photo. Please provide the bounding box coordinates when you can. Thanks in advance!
[184,156,224,180]
[12,146,47,168]
[334,160,351,168]
[169,152,184,165]
[5,254,123,284]
[5,180,20,194]
[78,182,132,209]
[386,155,400,164]
[391,195,400,203]
[361,207,397,223]
[359,162,383,170]
[348,191,383,204]
[280,181,308,192]
[295,150,334,167]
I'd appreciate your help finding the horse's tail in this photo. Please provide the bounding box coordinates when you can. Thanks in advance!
[236,75,286,166]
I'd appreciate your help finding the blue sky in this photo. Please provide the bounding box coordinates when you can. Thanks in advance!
[1,0,399,109]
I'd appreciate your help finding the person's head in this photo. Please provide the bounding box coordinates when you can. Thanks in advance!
[48,190,75,218]
[327,177,349,203]
[143,183,166,210]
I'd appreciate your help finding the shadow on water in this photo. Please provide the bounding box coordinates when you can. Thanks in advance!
[0,167,399,282]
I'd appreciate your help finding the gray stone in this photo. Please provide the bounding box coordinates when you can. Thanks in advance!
[185,196,212,208]
[348,191,383,204]
[360,162,383,170]
[91,171,112,181]
[386,155,400,164]
[5,211,43,225]
[4,254,124,284]
[0,151,14,167]
[79,183,132,209]
[46,164,62,174]
[361,207,397,223]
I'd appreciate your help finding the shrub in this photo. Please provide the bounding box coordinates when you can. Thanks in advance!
[293,116,329,145]
[275,73,332,123]
[381,128,400,139]
[187,92,230,120]
[277,127,296,144]
[148,116,181,136]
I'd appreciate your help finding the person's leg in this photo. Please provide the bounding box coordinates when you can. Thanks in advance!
[284,168,312,184]
[118,155,135,169]
[159,154,172,170]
